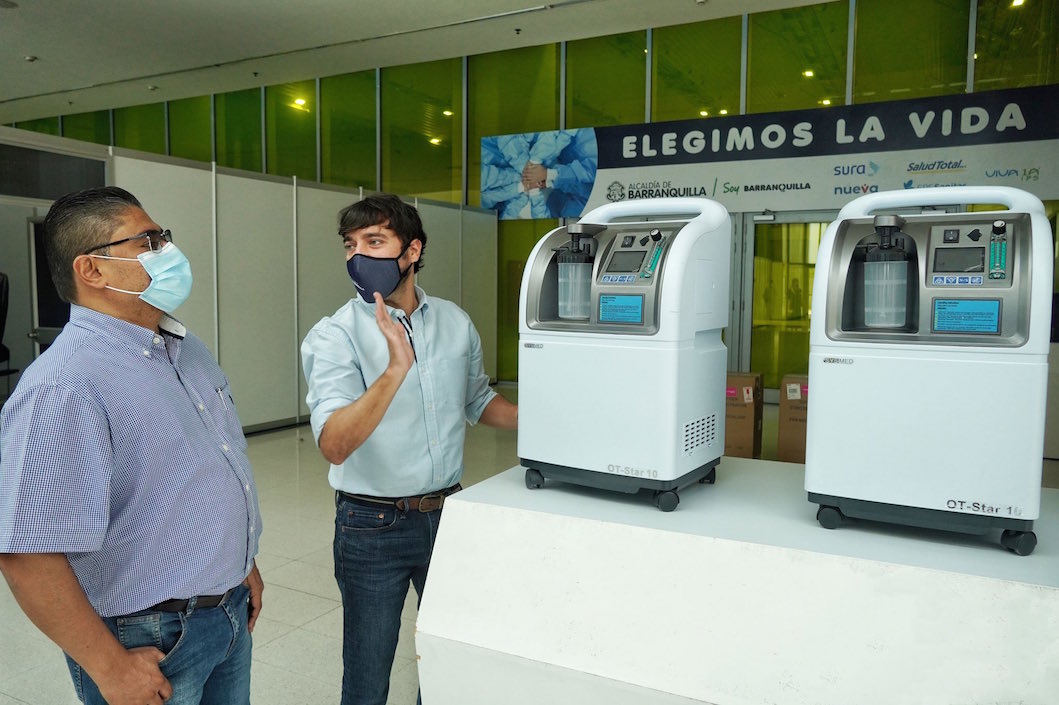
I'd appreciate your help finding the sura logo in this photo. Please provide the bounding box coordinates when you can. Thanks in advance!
[833,161,880,176]
[822,356,854,365]
[606,181,626,202]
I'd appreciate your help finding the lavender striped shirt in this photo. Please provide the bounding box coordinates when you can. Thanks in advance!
[0,305,260,617]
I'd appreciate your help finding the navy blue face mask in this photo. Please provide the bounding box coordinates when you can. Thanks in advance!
[346,244,412,303]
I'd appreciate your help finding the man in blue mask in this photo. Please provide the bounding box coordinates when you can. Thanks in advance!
[301,193,518,705]
[0,186,263,705]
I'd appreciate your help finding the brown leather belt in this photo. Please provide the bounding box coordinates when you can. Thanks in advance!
[337,483,461,513]
[150,586,234,613]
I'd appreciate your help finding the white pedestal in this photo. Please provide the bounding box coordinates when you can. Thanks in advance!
[416,458,1059,705]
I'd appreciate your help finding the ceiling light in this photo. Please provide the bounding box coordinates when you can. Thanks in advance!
[821,99,831,105]
[1011,0,1024,6]
[719,109,728,115]
[803,70,814,78]
[429,138,442,145]
[294,98,306,106]
[23,55,38,62]
[147,85,158,91]
[699,110,709,117]
[443,110,453,117]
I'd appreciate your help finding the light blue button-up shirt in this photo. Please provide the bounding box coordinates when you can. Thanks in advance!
[0,305,260,617]
[301,287,496,497]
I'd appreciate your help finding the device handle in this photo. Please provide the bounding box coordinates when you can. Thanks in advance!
[579,197,726,225]
[837,186,1046,219]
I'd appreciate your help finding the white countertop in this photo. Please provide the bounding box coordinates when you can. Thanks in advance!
[459,457,1059,588]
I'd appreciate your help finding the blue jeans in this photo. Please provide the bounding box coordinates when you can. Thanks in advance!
[66,583,252,705]
[334,495,442,705]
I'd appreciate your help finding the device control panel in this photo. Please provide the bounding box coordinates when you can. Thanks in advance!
[927,219,1013,289]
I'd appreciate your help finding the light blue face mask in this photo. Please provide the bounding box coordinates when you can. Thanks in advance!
[90,242,194,313]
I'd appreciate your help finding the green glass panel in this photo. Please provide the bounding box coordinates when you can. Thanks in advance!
[751,221,825,388]
[216,88,263,172]
[321,70,376,189]
[381,59,462,202]
[266,80,317,180]
[113,103,166,154]
[975,0,1058,90]
[15,117,60,136]
[169,96,212,162]
[854,0,968,103]
[62,111,110,144]
[747,1,848,113]
[468,45,560,209]
[496,218,558,381]
[566,31,647,128]
[651,17,742,121]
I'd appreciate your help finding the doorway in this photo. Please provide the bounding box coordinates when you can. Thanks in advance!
[736,210,836,401]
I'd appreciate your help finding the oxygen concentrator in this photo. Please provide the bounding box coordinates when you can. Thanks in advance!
[805,187,1053,555]
[518,198,731,511]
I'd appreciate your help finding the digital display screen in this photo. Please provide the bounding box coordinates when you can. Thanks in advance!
[932,299,1000,334]
[606,250,647,273]
[599,294,644,324]
[933,247,984,273]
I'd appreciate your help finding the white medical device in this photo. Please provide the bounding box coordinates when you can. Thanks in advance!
[518,198,731,511]
[805,187,1053,554]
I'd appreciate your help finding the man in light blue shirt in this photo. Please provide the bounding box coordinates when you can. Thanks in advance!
[0,187,262,705]
[301,193,517,705]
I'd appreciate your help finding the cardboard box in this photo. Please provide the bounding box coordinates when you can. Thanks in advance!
[778,374,809,463]
[725,372,763,458]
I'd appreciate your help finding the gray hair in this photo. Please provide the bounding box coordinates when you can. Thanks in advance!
[42,186,142,302]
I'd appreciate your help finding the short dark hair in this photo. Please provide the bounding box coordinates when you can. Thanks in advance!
[337,194,427,272]
[43,186,142,303]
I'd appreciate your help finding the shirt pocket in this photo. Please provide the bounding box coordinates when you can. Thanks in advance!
[206,382,248,452]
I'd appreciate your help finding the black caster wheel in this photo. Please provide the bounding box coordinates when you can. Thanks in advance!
[698,468,717,485]
[655,490,680,512]
[816,505,844,530]
[525,468,545,490]
[1000,530,1036,556]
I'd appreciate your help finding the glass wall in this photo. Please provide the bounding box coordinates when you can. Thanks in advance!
[381,59,462,202]
[975,0,1058,90]
[321,70,376,189]
[566,31,647,128]
[216,88,263,172]
[853,0,968,103]
[169,96,212,163]
[14,117,60,136]
[266,80,317,180]
[113,103,166,154]
[747,1,848,113]
[469,45,562,380]
[651,18,741,122]
[62,111,110,145]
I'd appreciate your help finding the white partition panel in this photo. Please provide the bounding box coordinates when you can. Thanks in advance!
[0,201,45,388]
[415,200,462,305]
[460,207,497,380]
[111,154,216,352]
[216,171,297,429]
[296,183,361,419]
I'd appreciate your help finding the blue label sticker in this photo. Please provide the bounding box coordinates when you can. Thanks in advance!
[599,294,644,324]
[933,299,1000,334]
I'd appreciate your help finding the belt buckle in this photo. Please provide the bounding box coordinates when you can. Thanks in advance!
[418,493,444,512]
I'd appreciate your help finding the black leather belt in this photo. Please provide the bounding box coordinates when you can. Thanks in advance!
[150,587,234,613]
[337,483,461,513]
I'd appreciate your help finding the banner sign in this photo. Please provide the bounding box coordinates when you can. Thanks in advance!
[480,84,1059,218]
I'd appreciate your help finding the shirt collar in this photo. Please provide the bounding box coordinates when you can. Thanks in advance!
[352,285,431,318]
[69,304,186,355]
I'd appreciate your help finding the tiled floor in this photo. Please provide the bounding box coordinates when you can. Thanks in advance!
[1,390,1055,705]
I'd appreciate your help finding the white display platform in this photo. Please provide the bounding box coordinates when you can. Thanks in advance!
[416,458,1059,704]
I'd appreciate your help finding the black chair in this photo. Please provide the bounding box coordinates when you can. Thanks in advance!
[1,272,20,398]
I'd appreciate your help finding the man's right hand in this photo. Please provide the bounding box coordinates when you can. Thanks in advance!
[95,646,173,705]
[374,292,415,375]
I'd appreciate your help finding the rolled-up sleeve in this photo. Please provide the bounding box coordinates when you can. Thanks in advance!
[301,322,366,443]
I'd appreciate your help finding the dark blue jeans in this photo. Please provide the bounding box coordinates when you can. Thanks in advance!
[334,494,442,705]
[66,583,252,705]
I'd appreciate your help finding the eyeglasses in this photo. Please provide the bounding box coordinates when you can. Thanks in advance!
[83,229,173,255]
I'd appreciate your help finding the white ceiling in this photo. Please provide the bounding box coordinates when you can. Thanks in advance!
[0,0,817,123]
